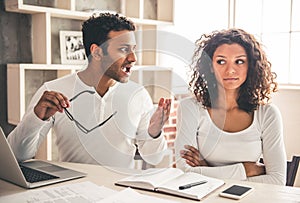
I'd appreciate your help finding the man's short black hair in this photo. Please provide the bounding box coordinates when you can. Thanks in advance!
[82,12,136,57]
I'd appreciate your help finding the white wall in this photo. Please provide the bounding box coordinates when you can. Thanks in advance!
[157,0,230,96]
[272,87,300,187]
[273,88,300,159]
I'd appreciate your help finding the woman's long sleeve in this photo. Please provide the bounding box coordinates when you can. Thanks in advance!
[247,104,286,185]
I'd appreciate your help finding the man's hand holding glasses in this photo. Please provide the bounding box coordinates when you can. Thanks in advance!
[34,90,117,134]
[34,90,71,121]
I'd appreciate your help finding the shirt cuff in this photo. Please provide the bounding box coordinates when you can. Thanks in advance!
[239,163,248,180]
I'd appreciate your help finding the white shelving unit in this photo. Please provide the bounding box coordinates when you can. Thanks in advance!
[5,0,174,160]
[7,63,82,125]
[5,0,174,63]
[131,66,173,104]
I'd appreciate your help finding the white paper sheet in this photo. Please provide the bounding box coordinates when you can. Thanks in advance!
[0,181,179,203]
[98,187,179,203]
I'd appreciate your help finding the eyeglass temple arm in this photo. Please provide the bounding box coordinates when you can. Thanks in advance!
[63,108,74,120]
[69,90,95,102]
[88,111,118,132]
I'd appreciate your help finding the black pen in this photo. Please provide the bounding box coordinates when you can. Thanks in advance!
[179,180,208,190]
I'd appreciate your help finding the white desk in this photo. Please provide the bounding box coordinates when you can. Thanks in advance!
[1,162,300,202]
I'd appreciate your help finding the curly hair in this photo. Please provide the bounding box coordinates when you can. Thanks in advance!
[82,12,135,57]
[189,28,278,112]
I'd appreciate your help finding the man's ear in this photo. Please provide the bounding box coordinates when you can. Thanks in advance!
[90,44,103,60]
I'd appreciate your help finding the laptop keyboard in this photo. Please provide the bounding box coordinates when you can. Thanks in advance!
[20,165,59,183]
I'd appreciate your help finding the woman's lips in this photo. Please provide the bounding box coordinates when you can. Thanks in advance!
[224,78,238,81]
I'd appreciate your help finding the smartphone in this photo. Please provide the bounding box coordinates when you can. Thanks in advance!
[219,184,253,200]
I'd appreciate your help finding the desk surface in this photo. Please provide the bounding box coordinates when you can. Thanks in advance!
[1,161,300,202]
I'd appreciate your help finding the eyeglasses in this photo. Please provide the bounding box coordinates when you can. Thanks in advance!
[64,90,117,134]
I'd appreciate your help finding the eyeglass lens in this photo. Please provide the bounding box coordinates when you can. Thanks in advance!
[63,90,117,134]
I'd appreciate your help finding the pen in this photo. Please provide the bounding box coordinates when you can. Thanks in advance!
[179,180,208,190]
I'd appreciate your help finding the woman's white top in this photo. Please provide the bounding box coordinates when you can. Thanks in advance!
[8,73,166,168]
[175,97,286,185]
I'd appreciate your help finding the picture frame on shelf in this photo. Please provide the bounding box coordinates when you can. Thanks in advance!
[59,31,87,65]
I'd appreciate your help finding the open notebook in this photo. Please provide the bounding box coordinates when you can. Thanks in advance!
[0,127,86,189]
[115,167,225,201]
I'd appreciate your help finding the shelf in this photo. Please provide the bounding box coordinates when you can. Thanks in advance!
[5,0,174,25]
[131,66,173,104]
[7,63,81,125]
[5,0,174,65]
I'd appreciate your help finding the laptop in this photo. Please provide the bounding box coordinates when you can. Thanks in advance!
[0,127,86,189]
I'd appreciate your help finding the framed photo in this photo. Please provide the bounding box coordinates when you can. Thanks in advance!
[59,31,87,64]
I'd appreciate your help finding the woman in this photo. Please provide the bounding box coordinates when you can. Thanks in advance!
[175,28,286,185]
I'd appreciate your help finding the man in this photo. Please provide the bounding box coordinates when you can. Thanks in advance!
[8,13,171,168]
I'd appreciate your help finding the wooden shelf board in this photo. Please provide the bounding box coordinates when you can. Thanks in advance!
[5,2,174,25]
[8,63,85,71]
